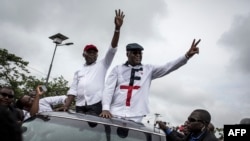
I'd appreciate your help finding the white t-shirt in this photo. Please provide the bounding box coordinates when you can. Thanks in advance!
[102,55,188,122]
[67,45,117,106]
[23,95,67,120]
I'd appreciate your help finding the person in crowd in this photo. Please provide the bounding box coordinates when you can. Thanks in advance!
[15,85,66,120]
[157,109,218,141]
[64,9,125,115]
[100,39,201,122]
[207,122,215,134]
[0,86,23,124]
[0,106,23,141]
[239,117,250,124]
[178,121,189,138]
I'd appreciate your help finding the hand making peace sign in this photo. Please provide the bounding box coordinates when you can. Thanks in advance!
[186,39,201,59]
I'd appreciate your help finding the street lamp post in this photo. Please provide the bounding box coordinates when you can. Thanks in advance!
[45,33,73,86]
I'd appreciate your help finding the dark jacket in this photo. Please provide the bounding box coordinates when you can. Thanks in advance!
[8,105,24,122]
[167,130,218,141]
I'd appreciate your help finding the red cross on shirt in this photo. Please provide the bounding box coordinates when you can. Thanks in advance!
[120,85,140,106]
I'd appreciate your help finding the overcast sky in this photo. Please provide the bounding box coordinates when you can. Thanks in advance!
[1,0,250,129]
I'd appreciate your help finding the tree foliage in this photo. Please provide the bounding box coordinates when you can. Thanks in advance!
[0,48,30,94]
[0,48,69,99]
[43,76,69,97]
[215,127,224,140]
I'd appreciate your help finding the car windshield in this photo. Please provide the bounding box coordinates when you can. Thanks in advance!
[22,115,165,141]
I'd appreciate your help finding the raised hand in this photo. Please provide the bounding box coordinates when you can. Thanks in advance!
[36,85,45,95]
[186,39,201,59]
[111,9,125,48]
[114,9,125,29]
[156,121,168,130]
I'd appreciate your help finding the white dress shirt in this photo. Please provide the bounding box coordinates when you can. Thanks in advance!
[102,55,188,122]
[67,45,117,106]
[23,95,67,120]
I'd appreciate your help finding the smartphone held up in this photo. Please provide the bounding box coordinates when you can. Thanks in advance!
[38,85,47,93]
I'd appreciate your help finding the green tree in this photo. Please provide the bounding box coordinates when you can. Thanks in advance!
[0,48,69,99]
[215,127,224,140]
[42,76,69,97]
[23,76,69,98]
[0,48,30,96]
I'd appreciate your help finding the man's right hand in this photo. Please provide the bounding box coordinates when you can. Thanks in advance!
[156,121,168,130]
[36,85,45,95]
[99,110,113,118]
[63,95,74,112]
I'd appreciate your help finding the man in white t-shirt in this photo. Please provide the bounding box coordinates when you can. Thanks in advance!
[16,86,67,120]
[64,9,125,115]
[100,39,201,122]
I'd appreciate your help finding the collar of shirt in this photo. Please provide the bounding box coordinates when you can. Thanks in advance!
[83,62,96,66]
[124,61,142,67]
[189,131,205,141]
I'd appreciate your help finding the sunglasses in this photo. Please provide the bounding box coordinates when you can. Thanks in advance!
[0,92,14,99]
[188,117,204,123]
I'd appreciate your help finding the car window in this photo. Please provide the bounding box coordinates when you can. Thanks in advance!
[22,115,165,141]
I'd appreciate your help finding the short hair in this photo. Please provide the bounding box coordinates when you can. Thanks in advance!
[240,118,250,124]
[193,109,211,124]
[15,94,27,110]
[0,86,14,95]
[15,99,24,109]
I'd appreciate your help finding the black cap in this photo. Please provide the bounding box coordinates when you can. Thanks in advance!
[126,43,144,51]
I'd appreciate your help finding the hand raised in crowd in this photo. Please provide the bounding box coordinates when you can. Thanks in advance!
[30,85,45,116]
[156,121,169,130]
[36,85,46,96]
[185,39,201,59]
[99,110,113,118]
[114,9,125,29]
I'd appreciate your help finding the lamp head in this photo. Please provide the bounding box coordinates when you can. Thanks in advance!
[49,33,69,44]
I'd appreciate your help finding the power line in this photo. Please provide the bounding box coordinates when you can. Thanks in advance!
[26,65,48,78]
[26,65,63,81]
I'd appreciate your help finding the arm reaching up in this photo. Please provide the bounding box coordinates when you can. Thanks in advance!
[111,9,125,48]
[29,85,45,116]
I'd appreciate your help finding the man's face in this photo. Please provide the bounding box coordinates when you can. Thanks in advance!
[21,95,34,110]
[186,111,205,133]
[181,121,189,135]
[83,49,98,65]
[127,50,143,66]
[0,88,14,106]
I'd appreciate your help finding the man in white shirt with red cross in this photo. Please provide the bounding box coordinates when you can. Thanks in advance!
[100,39,201,122]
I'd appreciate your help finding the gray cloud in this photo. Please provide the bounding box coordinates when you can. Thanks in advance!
[0,0,167,78]
[218,13,250,74]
